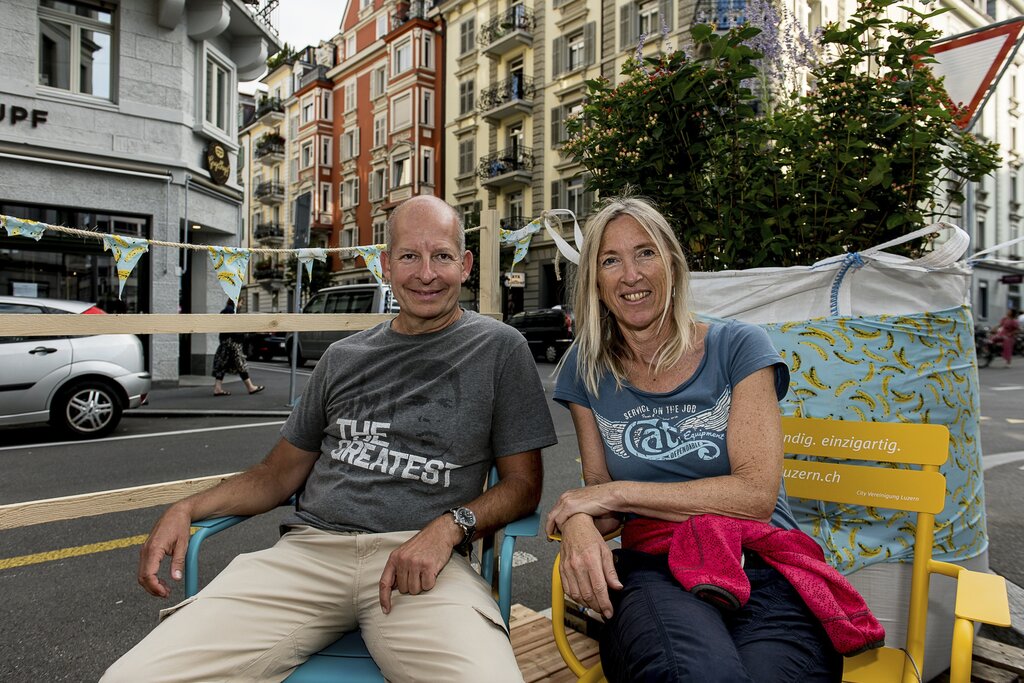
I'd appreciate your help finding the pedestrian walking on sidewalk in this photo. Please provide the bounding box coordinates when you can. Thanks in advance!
[992,309,1020,368]
[212,299,264,396]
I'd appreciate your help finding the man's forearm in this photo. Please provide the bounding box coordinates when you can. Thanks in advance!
[461,451,543,539]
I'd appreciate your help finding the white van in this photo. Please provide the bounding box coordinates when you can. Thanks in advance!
[290,283,398,364]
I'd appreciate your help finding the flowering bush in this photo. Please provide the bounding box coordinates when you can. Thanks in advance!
[563,0,1001,270]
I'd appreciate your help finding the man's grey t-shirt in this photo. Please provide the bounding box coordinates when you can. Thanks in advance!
[554,320,798,529]
[281,310,558,533]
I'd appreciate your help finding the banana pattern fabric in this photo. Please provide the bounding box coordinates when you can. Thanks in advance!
[761,305,985,574]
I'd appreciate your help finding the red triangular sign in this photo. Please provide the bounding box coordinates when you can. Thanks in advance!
[929,17,1024,130]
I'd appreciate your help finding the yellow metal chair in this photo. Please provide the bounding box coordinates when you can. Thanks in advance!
[550,416,1011,683]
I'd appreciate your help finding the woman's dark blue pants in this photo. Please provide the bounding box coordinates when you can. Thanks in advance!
[599,549,844,683]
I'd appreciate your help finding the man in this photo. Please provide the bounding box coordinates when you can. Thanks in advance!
[103,196,557,682]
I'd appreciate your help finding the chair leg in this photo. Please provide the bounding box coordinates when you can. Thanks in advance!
[947,617,975,683]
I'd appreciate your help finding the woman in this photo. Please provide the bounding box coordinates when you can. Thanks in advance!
[212,299,264,396]
[992,309,1020,367]
[546,197,845,682]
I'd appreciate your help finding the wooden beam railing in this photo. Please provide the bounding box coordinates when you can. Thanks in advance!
[0,210,505,532]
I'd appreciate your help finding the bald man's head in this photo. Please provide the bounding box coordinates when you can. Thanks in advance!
[385,196,465,254]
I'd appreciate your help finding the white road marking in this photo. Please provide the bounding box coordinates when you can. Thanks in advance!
[512,550,538,568]
[1008,418,1024,424]
[985,451,1024,471]
[0,421,286,452]
[249,364,313,376]
[991,386,1023,391]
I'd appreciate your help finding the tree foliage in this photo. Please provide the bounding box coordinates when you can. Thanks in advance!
[563,0,1001,271]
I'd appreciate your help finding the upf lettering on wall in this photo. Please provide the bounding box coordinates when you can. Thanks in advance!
[0,104,49,127]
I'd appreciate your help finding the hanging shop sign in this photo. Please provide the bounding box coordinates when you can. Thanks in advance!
[204,141,230,185]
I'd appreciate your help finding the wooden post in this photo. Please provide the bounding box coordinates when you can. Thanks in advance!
[478,209,501,316]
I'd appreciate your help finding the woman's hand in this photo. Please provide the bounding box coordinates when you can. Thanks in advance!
[558,514,623,619]
[545,483,620,537]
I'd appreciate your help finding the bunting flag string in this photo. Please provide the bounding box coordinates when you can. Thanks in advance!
[296,248,328,283]
[207,246,251,303]
[354,246,386,285]
[1,215,46,240]
[499,219,542,270]
[102,235,150,297]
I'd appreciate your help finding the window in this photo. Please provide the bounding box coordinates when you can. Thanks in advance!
[459,18,476,55]
[321,91,332,119]
[638,1,659,37]
[392,93,411,129]
[301,140,314,168]
[458,138,475,176]
[289,114,299,139]
[38,0,114,100]
[344,178,360,207]
[370,168,387,200]
[341,225,358,249]
[320,182,332,214]
[371,65,387,98]
[551,101,583,146]
[459,201,482,228]
[553,23,596,76]
[566,176,585,216]
[376,14,387,39]
[320,137,332,166]
[393,39,412,75]
[344,80,357,112]
[551,176,594,216]
[458,79,475,116]
[340,129,360,160]
[290,156,299,179]
[346,35,357,59]
[202,49,234,134]
[422,33,434,69]
[392,156,411,188]
[301,95,315,123]
[420,89,434,126]
[373,113,387,147]
[620,0,673,48]
[373,220,386,244]
[361,0,372,9]
[421,147,434,185]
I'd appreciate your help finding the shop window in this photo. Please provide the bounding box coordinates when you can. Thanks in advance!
[38,0,115,100]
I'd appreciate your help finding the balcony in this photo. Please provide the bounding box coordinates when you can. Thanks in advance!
[499,216,529,231]
[478,148,534,189]
[299,65,330,90]
[391,0,434,29]
[255,97,284,125]
[479,5,534,57]
[254,181,286,204]
[254,222,285,243]
[253,264,286,281]
[254,135,286,165]
[480,76,535,122]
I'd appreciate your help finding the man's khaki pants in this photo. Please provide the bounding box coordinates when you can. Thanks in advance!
[102,526,523,683]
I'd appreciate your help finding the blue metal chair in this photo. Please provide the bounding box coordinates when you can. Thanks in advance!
[183,467,538,682]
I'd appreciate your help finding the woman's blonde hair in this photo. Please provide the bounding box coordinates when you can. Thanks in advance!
[569,195,696,396]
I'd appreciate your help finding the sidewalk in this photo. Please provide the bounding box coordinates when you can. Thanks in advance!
[126,362,308,417]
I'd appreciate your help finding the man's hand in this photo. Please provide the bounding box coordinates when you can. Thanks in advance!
[137,504,193,598]
[545,483,618,537]
[378,514,463,614]
[558,513,622,619]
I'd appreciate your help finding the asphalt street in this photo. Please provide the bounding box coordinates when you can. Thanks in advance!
[1,356,1022,680]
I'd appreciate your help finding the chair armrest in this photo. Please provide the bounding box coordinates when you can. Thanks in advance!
[489,512,540,627]
[948,570,1011,683]
[504,511,540,538]
[185,515,253,597]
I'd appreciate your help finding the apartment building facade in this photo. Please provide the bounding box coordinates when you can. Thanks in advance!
[0,0,280,380]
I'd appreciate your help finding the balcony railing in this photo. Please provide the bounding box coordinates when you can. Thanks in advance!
[255,97,284,123]
[479,5,534,56]
[254,222,285,241]
[254,138,285,163]
[299,65,330,89]
[499,216,529,231]
[253,264,286,280]
[254,181,285,204]
[479,76,535,121]
[478,147,534,188]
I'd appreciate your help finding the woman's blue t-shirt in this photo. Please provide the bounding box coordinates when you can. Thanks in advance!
[554,319,798,530]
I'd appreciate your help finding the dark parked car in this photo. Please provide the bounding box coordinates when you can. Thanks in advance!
[506,307,574,362]
[242,330,288,361]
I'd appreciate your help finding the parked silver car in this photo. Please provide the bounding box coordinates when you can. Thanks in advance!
[0,296,151,438]
[288,284,398,365]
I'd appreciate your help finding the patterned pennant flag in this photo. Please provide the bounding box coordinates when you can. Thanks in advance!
[355,245,386,285]
[1,215,46,240]
[499,219,543,270]
[102,234,150,297]
[296,248,328,282]
[207,246,251,304]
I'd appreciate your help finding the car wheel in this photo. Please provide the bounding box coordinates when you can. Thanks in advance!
[52,380,123,438]
[544,344,560,363]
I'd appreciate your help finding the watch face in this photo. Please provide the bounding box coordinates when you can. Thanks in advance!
[455,507,476,527]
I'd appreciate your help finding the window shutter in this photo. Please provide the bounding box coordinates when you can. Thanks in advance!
[662,0,674,31]
[354,178,360,205]
[551,180,561,209]
[585,23,596,66]
[620,5,634,50]
[551,106,563,146]
[354,129,360,157]
[582,187,595,217]
[552,36,564,77]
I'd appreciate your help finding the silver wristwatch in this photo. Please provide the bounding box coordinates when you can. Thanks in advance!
[448,506,477,555]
